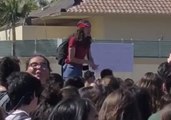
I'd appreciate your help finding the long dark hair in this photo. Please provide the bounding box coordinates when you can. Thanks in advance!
[31,73,63,120]
[99,88,141,120]
[74,20,92,48]
[48,98,93,120]
[0,56,20,88]
[72,30,91,49]
[137,72,163,113]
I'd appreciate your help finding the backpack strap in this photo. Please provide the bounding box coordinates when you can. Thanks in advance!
[0,93,9,106]
[61,65,64,78]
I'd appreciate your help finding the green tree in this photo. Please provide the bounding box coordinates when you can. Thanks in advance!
[50,0,60,3]
[0,0,37,56]
[35,0,61,8]
[36,0,48,7]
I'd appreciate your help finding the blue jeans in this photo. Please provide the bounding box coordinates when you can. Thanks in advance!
[62,64,82,80]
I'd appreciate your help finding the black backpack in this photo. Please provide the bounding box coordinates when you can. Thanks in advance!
[56,39,69,65]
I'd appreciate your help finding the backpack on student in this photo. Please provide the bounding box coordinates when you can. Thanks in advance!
[0,92,9,107]
[0,91,10,112]
[56,39,69,66]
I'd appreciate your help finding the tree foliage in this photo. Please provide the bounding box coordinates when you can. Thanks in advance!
[0,0,38,56]
[0,0,37,26]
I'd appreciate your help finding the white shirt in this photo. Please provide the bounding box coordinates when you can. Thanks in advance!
[5,109,31,120]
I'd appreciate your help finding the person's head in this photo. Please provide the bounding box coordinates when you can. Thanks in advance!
[64,76,84,89]
[31,74,63,120]
[48,97,98,120]
[124,78,134,87]
[100,68,113,79]
[100,76,120,94]
[128,86,152,120]
[94,76,120,112]
[84,70,95,85]
[26,54,51,86]
[0,56,20,88]
[160,94,171,109]
[39,73,63,106]
[99,88,141,120]
[157,62,171,79]
[7,72,42,112]
[137,72,163,89]
[160,103,171,120]
[79,86,102,104]
[61,86,79,99]
[162,75,171,95]
[157,62,171,94]
[137,72,163,112]
[77,19,91,37]
[74,20,92,48]
[49,73,64,89]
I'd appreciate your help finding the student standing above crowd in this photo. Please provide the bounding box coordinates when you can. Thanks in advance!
[63,20,98,80]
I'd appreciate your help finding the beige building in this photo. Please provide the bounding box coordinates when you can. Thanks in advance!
[0,25,76,40]
[0,0,171,80]
[1,14,171,41]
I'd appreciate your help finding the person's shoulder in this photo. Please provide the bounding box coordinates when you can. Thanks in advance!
[68,36,77,47]
[6,110,31,120]
[69,36,76,42]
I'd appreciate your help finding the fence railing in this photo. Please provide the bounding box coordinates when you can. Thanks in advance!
[0,39,171,57]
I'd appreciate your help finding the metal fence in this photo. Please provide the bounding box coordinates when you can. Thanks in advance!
[0,39,58,57]
[0,39,171,57]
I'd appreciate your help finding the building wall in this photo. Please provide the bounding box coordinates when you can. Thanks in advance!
[1,14,171,41]
[89,14,171,41]
[23,26,76,40]
[0,26,23,41]
[115,58,165,81]
[89,16,105,40]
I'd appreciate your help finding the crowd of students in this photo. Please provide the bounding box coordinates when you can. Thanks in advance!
[1,19,171,120]
[0,54,171,120]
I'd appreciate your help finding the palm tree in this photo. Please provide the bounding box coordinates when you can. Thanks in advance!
[0,0,37,56]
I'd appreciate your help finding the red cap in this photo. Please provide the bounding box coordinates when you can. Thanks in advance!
[77,20,91,28]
